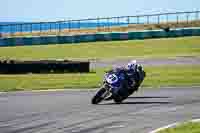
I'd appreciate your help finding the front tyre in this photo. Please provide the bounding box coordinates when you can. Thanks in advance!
[91,88,106,104]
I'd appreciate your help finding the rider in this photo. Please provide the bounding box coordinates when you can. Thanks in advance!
[105,60,144,101]
[108,60,144,91]
[126,60,144,91]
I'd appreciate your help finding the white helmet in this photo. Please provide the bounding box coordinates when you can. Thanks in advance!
[127,60,137,70]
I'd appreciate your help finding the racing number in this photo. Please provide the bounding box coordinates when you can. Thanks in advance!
[106,74,118,84]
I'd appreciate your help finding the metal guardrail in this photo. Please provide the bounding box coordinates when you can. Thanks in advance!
[0,11,200,37]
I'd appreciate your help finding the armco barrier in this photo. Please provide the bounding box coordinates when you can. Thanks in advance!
[32,37,41,45]
[23,37,33,46]
[15,37,24,46]
[0,28,200,47]
[0,38,5,46]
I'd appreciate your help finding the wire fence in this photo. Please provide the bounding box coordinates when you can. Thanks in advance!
[0,11,200,38]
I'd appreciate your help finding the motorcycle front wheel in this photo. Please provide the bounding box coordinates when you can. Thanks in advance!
[91,87,107,104]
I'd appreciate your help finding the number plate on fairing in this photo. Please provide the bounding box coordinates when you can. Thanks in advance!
[106,74,118,84]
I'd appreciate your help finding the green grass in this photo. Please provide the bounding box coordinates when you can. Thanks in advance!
[0,36,200,60]
[0,65,199,91]
[144,65,200,87]
[158,122,200,133]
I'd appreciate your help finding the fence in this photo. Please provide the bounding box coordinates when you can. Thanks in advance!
[1,27,200,47]
[0,11,200,38]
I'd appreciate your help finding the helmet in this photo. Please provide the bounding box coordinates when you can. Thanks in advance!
[127,60,137,70]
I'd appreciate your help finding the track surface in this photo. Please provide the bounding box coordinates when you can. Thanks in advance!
[0,87,200,133]
[90,57,200,68]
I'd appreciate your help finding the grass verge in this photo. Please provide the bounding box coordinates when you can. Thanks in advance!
[0,36,200,60]
[158,122,200,133]
[0,65,199,92]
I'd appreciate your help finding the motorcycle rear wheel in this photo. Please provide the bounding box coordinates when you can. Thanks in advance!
[112,90,126,104]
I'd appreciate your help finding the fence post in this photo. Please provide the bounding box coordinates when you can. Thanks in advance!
[117,17,120,25]
[0,25,2,38]
[40,22,42,35]
[186,13,189,24]
[97,17,100,32]
[196,11,199,20]
[10,25,12,37]
[166,14,169,23]
[58,22,61,35]
[68,20,71,32]
[107,17,110,32]
[147,15,149,24]
[78,20,81,29]
[30,24,33,33]
[49,23,52,32]
[176,14,179,24]
[127,16,130,24]
[20,24,23,33]
[158,15,160,24]
[137,16,140,24]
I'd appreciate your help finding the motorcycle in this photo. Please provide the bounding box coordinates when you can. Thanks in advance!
[91,67,146,104]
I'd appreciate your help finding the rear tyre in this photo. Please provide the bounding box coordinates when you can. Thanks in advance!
[112,91,125,104]
[91,88,106,104]
[113,97,123,104]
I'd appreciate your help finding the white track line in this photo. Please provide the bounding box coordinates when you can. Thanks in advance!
[0,88,97,94]
[149,122,179,133]
[149,119,200,133]
[1,86,200,94]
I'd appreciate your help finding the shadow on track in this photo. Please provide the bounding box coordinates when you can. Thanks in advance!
[97,96,172,105]
[127,96,171,99]
[100,101,171,105]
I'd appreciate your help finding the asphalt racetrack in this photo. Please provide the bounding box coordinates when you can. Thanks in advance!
[90,56,200,68]
[0,87,200,133]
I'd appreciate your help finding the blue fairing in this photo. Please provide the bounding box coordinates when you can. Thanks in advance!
[110,83,121,94]
[105,72,125,94]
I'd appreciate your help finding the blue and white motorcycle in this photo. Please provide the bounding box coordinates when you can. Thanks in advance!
[91,68,145,104]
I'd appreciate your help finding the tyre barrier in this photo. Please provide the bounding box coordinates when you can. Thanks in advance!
[0,60,90,74]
